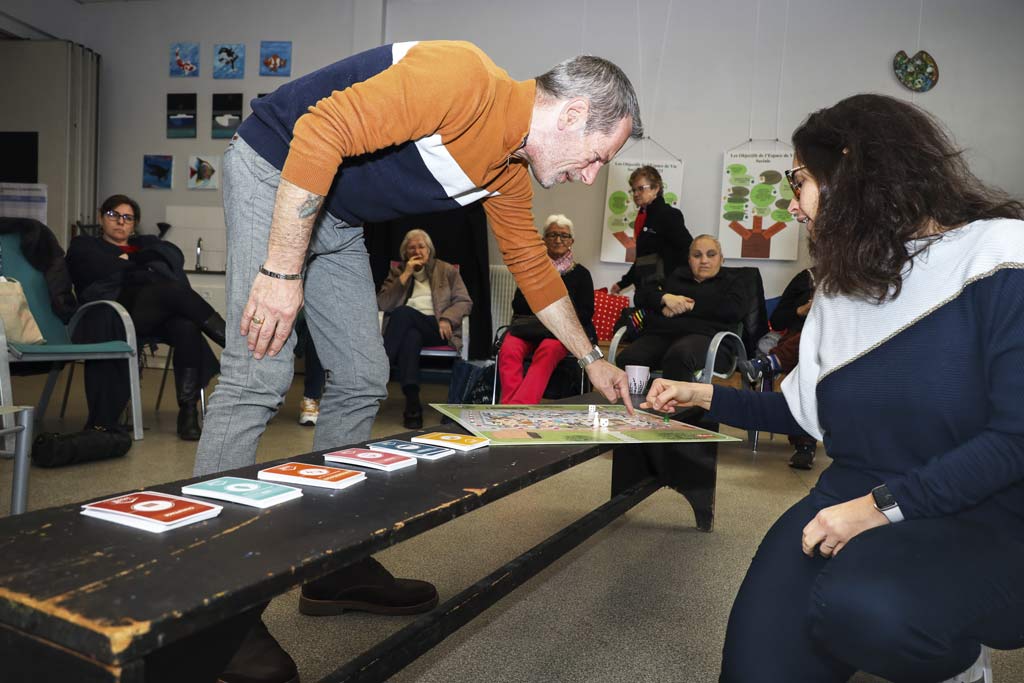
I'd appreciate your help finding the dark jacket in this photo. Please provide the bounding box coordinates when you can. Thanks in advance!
[66,235,188,303]
[636,265,746,338]
[616,195,692,291]
[770,269,815,333]
[510,262,597,343]
[0,218,77,323]
[377,258,473,352]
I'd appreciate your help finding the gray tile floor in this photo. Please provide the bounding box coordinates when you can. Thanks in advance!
[2,367,1019,682]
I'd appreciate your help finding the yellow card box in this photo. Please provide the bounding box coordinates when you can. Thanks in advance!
[411,432,489,452]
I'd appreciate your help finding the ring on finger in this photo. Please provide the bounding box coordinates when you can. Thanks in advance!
[251,314,265,326]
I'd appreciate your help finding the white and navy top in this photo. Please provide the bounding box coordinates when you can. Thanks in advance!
[710,219,1024,533]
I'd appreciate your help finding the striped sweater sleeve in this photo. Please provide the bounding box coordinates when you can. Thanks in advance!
[282,41,494,194]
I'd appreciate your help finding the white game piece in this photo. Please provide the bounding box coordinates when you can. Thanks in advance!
[592,413,600,429]
[599,417,609,428]
[587,404,597,417]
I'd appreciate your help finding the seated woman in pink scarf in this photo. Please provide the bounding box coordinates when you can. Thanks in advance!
[498,215,595,404]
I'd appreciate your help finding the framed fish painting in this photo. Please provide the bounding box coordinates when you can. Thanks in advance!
[213,43,245,79]
[259,41,291,77]
[169,42,199,77]
[187,155,220,190]
[142,155,173,190]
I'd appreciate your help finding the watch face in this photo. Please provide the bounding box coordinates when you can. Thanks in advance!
[873,485,896,510]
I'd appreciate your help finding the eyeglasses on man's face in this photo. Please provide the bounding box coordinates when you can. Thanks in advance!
[784,166,807,199]
[104,209,137,224]
[629,184,655,195]
[544,232,573,242]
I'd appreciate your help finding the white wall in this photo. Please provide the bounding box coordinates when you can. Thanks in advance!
[6,0,1024,296]
[385,0,1024,295]
[69,0,362,272]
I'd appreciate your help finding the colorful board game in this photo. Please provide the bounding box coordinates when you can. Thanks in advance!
[430,404,739,446]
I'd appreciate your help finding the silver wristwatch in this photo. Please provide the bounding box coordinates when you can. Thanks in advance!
[577,345,604,369]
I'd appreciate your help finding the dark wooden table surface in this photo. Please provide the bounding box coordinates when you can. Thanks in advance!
[0,394,719,682]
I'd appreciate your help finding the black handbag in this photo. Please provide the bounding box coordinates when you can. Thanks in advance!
[506,314,554,342]
[31,427,132,468]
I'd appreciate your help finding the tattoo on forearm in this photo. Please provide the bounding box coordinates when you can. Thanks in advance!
[297,194,322,219]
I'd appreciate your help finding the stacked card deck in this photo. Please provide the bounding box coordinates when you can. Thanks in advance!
[412,432,489,452]
[81,491,222,533]
[366,439,455,460]
[181,476,302,508]
[258,462,366,490]
[324,447,417,471]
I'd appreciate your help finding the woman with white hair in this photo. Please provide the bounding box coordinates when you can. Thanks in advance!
[378,229,472,428]
[498,215,596,403]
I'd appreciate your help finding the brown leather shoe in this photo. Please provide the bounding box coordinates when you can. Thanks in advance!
[218,618,299,683]
[299,556,438,617]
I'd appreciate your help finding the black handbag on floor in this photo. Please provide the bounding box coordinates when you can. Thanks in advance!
[31,427,132,468]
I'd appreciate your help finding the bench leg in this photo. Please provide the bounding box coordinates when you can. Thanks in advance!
[612,425,718,532]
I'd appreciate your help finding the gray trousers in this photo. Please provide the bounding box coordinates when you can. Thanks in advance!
[194,136,388,476]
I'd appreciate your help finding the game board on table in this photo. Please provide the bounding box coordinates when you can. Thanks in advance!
[430,404,739,446]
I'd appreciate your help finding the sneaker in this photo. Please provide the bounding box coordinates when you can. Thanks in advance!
[738,355,774,384]
[939,645,991,683]
[298,397,319,426]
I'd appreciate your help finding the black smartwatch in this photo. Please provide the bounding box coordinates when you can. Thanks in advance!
[871,484,904,523]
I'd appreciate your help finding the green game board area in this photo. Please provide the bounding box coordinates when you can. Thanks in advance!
[430,404,739,446]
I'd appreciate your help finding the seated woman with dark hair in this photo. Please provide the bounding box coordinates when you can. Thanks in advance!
[498,214,595,404]
[615,234,745,381]
[66,194,226,440]
[377,229,472,429]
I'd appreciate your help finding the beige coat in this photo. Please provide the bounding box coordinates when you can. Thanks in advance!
[377,259,473,352]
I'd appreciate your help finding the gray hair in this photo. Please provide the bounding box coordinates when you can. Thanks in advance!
[400,229,435,261]
[535,56,643,139]
[691,234,723,254]
[544,214,574,236]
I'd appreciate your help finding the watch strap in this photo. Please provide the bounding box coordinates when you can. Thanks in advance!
[577,345,604,368]
[872,484,905,523]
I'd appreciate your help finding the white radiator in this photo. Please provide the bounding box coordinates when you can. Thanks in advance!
[489,264,517,341]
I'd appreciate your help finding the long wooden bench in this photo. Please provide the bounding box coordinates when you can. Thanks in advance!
[0,395,719,682]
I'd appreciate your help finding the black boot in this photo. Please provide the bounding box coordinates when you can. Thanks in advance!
[201,312,227,348]
[176,367,203,441]
[218,618,299,683]
[402,384,422,430]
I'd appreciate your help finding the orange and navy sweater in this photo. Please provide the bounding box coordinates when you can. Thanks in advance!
[238,40,566,312]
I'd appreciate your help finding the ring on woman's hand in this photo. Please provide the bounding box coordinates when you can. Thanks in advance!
[251,315,265,325]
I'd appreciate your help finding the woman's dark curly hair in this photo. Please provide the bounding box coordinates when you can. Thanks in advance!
[793,94,1024,302]
[100,194,141,224]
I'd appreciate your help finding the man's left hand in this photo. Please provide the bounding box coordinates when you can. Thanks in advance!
[585,359,634,414]
[438,319,453,341]
[801,493,889,559]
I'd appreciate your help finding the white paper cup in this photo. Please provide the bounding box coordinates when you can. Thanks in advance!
[625,365,651,395]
